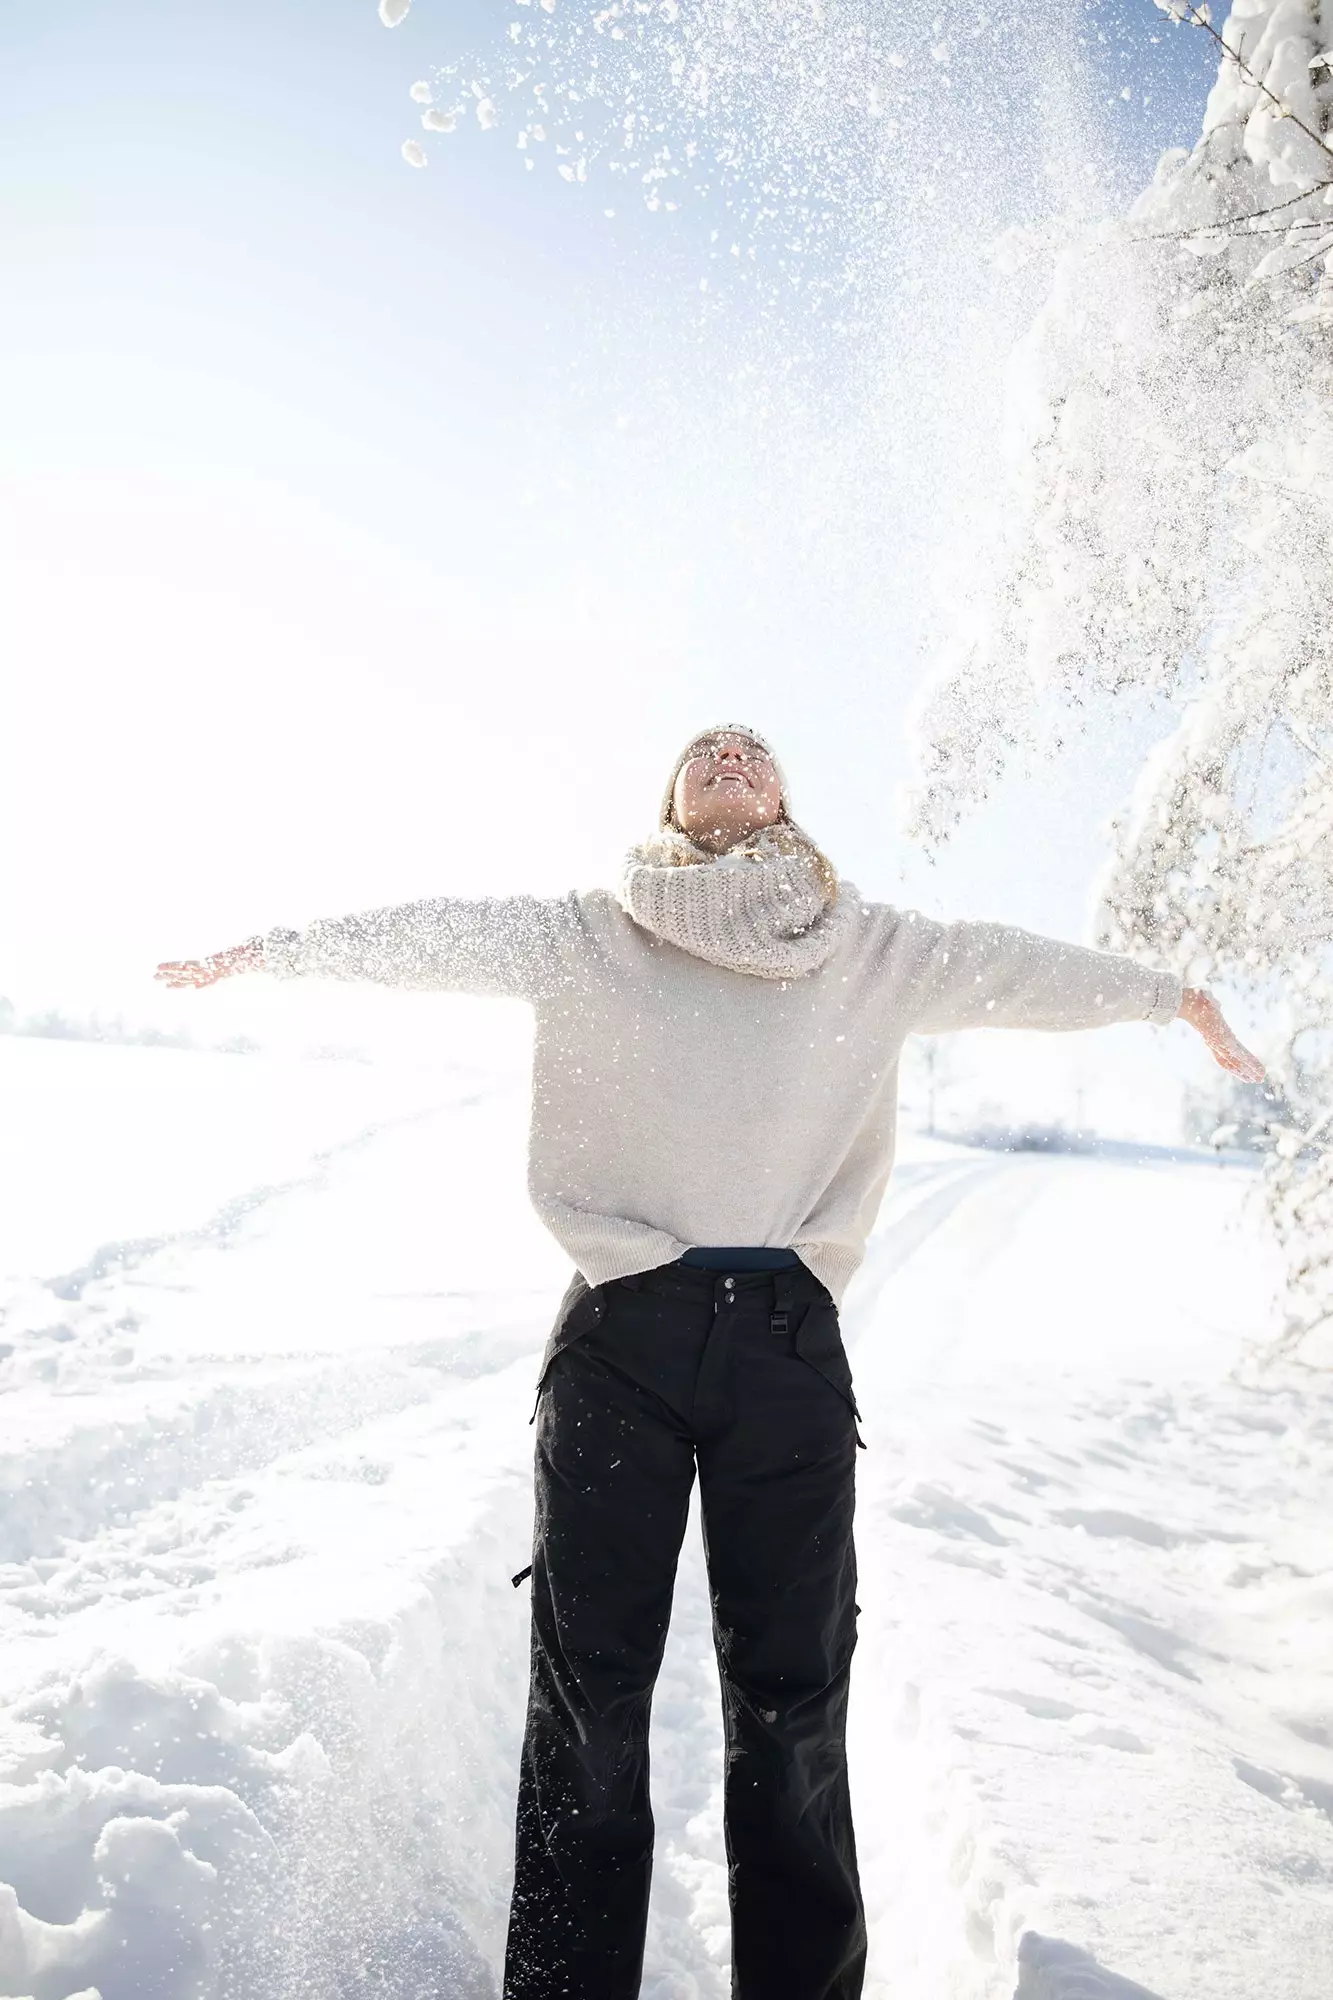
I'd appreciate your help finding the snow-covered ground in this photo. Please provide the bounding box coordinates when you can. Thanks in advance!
[2,1027,1331,2000]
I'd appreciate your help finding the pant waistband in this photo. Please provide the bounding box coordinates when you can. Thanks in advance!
[613,1259,826,1310]
[678,1247,801,1272]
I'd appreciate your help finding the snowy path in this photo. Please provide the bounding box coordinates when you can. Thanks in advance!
[2,1041,1331,1999]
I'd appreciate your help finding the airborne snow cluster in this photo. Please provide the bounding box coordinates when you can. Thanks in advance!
[909,0,1333,1355]
[391,0,924,308]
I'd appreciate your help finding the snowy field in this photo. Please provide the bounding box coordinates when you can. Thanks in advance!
[2,1027,1332,2000]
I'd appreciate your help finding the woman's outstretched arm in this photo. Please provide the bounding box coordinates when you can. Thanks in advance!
[901,912,1263,1080]
[155,893,583,1000]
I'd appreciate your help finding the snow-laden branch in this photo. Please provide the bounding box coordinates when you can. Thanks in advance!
[911,1,1333,1355]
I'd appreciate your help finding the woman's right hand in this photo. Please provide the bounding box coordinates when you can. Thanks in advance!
[154,938,265,989]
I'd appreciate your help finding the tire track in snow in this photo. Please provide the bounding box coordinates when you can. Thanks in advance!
[0,1324,541,1569]
[0,1089,546,1566]
[38,1111,444,1304]
[6,1091,495,1320]
[845,1156,1011,1316]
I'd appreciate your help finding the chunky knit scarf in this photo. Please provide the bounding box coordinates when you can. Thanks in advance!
[619,827,851,980]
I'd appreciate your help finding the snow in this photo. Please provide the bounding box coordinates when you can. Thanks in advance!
[2,1034,1331,1997]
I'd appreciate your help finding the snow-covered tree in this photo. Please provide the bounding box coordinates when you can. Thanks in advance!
[909,2,1333,1358]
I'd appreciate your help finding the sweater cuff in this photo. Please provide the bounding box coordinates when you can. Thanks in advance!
[259,927,304,979]
[1146,970,1185,1027]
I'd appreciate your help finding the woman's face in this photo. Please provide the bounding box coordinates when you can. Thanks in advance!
[671,732,783,853]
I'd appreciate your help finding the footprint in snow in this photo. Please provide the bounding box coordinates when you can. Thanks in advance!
[888,1483,1009,1547]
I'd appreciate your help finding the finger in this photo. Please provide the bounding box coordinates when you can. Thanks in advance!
[1217,1045,1265,1081]
[1224,1037,1265,1081]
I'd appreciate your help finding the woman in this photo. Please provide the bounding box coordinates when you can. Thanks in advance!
[157,727,1261,2000]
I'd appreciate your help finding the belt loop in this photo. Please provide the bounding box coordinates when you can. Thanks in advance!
[771,1267,794,1338]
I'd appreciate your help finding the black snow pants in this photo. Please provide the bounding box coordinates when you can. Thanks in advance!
[503,1259,866,2000]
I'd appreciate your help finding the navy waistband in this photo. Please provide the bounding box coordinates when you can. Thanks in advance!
[678,1247,801,1272]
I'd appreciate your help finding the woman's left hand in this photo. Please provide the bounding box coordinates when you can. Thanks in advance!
[1177,987,1266,1082]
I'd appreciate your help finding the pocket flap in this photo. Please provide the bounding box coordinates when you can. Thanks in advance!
[793,1301,861,1420]
[535,1275,604,1386]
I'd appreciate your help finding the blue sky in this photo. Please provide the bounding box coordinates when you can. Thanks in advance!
[1,1,1218,1012]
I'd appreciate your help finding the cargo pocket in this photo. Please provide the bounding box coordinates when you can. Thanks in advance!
[529,1273,606,1422]
[792,1299,866,1446]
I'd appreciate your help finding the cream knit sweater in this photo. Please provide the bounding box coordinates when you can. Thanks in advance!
[263,849,1183,1303]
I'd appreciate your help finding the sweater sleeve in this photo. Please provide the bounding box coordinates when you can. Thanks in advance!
[259,893,583,1001]
[905,914,1184,1035]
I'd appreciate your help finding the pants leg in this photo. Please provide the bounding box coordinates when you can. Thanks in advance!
[698,1288,866,2000]
[503,1311,697,2000]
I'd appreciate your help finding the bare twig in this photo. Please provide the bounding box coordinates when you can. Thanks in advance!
[1133,211,1333,243]
[1224,183,1333,225]
[1249,235,1333,281]
[1282,717,1333,771]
